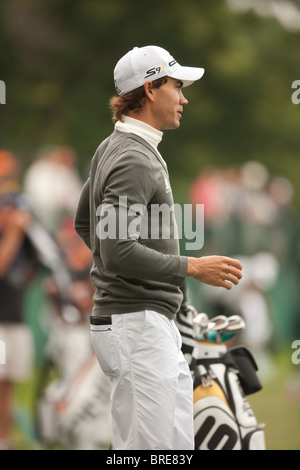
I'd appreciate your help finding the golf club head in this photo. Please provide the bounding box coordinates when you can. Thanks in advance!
[202,315,229,339]
[193,313,209,338]
[222,315,246,333]
[211,315,246,342]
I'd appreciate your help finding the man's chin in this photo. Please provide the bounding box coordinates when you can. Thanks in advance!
[163,121,181,130]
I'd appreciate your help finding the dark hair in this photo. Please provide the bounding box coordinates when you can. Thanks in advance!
[109,77,168,122]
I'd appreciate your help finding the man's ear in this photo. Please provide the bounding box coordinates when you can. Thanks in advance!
[144,81,155,102]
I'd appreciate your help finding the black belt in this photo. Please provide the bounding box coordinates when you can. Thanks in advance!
[90,315,112,325]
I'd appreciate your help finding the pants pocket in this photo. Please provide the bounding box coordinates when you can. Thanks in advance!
[90,323,120,376]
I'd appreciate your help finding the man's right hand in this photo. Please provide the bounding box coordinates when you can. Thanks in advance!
[187,255,243,290]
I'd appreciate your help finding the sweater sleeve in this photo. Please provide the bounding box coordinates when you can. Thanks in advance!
[97,150,187,286]
[74,178,91,249]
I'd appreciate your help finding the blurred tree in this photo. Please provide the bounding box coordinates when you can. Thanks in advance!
[0,0,299,207]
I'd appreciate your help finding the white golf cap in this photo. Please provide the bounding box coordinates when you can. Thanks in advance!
[114,45,205,96]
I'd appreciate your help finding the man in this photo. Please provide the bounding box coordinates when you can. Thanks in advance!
[74,45,243,450]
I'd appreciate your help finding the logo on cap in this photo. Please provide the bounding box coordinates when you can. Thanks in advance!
[144,60,177,80]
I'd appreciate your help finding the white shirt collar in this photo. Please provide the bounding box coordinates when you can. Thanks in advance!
[115,115,163,150]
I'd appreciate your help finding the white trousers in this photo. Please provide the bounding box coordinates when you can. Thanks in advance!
[90,310,194,450]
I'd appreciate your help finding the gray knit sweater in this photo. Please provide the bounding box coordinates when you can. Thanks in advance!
[74,128,187,319]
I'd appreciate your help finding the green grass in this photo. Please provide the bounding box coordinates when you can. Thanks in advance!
[12,348,300,450]
[249,348,300,450]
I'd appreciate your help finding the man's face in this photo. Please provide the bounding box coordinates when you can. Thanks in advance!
[151,77,188,131]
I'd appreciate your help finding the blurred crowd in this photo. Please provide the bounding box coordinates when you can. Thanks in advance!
[0,149,299,449]
[0,147,111,450]
[189,161,300,375]
[189,161,297,259]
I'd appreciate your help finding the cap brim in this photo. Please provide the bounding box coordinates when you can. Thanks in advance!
[168,66,205,87]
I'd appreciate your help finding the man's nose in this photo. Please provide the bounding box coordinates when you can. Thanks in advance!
[180,91,188,105]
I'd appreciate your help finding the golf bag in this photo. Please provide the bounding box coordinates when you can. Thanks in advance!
[176,296,266,451]
[191,340,265,450]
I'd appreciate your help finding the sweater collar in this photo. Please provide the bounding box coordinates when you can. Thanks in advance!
[115,115,163,150]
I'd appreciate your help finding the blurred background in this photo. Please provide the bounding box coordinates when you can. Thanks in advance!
[0,0,300,450]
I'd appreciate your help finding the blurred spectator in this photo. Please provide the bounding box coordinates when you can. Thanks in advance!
[200,251,279,378]
[23,145,83,235]
[36,216,112,450]
[43,215,95,381]
[188,160,299,357]
[189,160,297,261]
[0,151,37,450]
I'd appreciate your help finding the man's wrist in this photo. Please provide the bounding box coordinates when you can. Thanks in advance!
[187,257,198,278]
